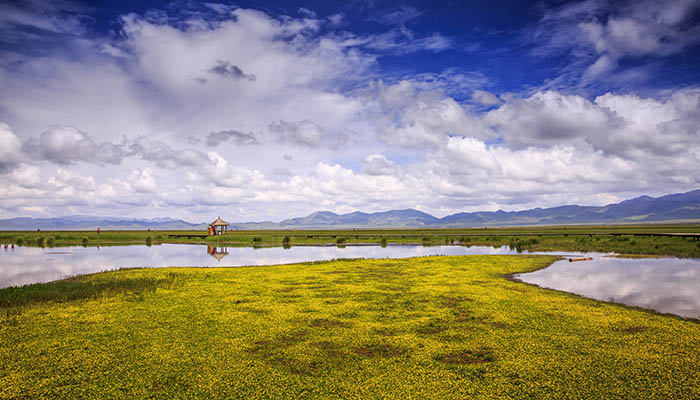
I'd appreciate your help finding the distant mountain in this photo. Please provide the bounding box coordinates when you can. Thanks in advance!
[0,215,205,231]
[438,189,700,227]
[279,209,439,228]
[1,189,698,230]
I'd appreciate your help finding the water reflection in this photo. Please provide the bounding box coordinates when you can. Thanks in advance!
[516,257,700,319]
[0,244,520,288]
[207,246,229,262]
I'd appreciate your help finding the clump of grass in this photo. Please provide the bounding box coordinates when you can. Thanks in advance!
[380,238,388,247]
[252,237,263,244]
[82,237,89,246]
[145,236,153,246]
[46,237,55,247]
[282,236,291,249]
[36,237,45,247]
[336,237,346,244]
[0,272,184,309]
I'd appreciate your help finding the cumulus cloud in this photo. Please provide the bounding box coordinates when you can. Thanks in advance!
[485,91,615,148]
[362,154,400,176]
[207,60,256,81]
[269,120,324,148]
[124,136,203,169]
[471,90,502,106]
[128,169,157,193]
[22,125,124,165]
[0,123,24,172]
[485,89,700,159]
[366,80,492,147]
[205,130,258,146]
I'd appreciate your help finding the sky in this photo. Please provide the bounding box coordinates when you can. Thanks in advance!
[0,0,699,222]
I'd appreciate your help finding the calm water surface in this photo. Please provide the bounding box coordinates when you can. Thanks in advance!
[1,243,699,319]
[0,243,521,288]
[515,256,700,319]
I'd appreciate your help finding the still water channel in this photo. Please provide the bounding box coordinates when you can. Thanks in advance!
[1,243,699,319]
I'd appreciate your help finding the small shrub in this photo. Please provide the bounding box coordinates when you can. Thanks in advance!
[82,237,89,246]
[36,237,45,247]
[252,237,262,243]
[282,236,291,249]
[336,237,346,244]
[422,237,431,242]
[145,236,153,246]
[46,237,55,247]
[15,238,23,246]
[380,238,388,247]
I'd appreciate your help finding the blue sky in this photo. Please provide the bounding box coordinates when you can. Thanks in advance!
[1,0,699,221]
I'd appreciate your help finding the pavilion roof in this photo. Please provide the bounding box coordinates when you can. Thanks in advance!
[210,216,230,226]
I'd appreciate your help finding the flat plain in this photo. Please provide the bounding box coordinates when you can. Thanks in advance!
[1,255,699,398]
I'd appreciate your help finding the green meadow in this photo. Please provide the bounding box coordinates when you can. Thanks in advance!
[2,223,700,257]
[2,255,699,398]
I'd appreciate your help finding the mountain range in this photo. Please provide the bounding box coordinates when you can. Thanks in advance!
[1,189,698,230]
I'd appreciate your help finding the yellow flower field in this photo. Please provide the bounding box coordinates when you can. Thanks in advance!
[1,255,699,398]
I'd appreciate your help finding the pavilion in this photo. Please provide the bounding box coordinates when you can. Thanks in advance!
[209,216,230,235]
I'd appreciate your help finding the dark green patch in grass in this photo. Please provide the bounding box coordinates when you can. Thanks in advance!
[438,295,474,308]
[373,327,400,336]
[415,320,449,335]
[618,325,648,334]
[309,318,349,329]
[314,341,345,358]
[271,356,322,376]
[438,333,468,343]
[0,272,183,309]
[355,343,408,358]
[315,290,345,299]
[436,347,495,364]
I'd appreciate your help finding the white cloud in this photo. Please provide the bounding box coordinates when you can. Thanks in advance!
[0,4,698,221]
[0,123,24,172]
[527,0,700,86]
[22,125,124,166]
[269,120,324,148]
[128,169,158,193]
[471,90,502,106]
[366,80,491,148]
[362,154,400,176]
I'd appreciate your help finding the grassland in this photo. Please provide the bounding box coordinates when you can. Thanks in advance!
[1,255,699,398]
[2,223,700,257]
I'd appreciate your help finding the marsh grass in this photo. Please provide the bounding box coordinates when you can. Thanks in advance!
[0,271,183,309]
[1,224,699,257]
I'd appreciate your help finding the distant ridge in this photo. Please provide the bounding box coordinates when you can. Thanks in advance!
[1,189,698,230]
[0,215,205,231]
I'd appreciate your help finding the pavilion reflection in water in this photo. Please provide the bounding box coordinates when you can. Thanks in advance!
[207,246,229,262]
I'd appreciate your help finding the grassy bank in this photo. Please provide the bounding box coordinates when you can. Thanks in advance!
[2,223,700,257]
[1,255,699,398]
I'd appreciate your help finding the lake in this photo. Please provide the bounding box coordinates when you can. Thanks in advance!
[1,243,699,319]
[515,256,700,319]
